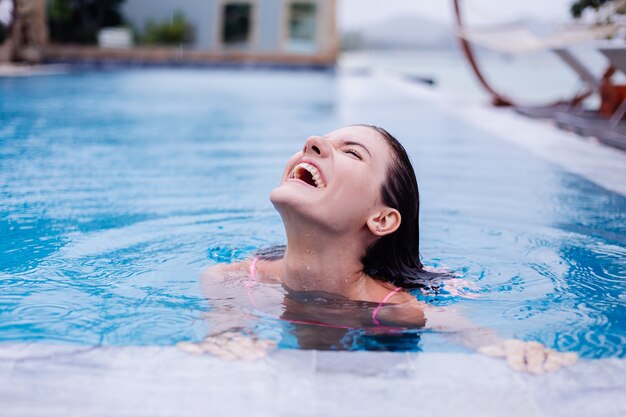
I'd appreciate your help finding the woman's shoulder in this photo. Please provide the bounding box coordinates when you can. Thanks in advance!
[387,289,415,304]
[200,258,283,283]
[253,258,284,283]
[376,294,427,327]
[200,261,249,280]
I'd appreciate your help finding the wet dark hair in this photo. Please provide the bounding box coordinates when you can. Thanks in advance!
[256,124,442,289]
[356,124,438,289]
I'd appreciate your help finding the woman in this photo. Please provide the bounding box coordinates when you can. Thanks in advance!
[187,125,577,373]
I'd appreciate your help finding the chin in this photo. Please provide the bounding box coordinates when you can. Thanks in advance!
[270,184,303,212]
[270,186,354,236]
[270,184,324,224]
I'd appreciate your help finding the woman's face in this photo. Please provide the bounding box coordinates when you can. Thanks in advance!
[270,126,393,233]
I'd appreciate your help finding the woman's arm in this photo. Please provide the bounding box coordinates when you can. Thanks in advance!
[425,304,578,373]
[198,262,255,333]
[377,300,577,374]
[178,262,277,359]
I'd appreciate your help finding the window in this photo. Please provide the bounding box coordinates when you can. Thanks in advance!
[222,3,252,45]
[288,2,317,52]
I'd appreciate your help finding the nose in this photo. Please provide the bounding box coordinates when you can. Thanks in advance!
[303,135,330,158]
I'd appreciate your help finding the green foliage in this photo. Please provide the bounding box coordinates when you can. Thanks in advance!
[48,0,72,23]
[47,0,126,44]
[570,0,624,18]
[139,12,194,45]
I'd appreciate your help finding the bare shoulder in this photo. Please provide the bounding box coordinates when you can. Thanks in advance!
[198,261,251,299]
[200,258,283,283]
[378,295,428,328]
[389,290,417,304]
[254,258,284,283]
[200,261,250,283]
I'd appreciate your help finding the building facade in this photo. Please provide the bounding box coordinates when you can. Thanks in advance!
[122,0,337,61]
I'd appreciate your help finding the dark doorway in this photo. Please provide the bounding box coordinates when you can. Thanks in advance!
[222,3,252,45]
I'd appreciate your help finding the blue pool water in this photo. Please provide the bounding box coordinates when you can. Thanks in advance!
[0,68,624,358]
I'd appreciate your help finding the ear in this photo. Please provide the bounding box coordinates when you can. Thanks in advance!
[367,208,401,237]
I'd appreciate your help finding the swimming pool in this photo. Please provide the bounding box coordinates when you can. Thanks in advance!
[0,68,625,360]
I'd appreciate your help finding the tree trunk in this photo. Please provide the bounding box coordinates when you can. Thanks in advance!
[0,0,15,63]
[11,0,48,62]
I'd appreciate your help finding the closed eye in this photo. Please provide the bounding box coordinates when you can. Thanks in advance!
[343,148,363,160]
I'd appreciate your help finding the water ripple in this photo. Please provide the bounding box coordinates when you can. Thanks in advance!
[1,69,624,356]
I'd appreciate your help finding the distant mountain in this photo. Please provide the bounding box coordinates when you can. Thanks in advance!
[341,15,457,50]
[340,14,567,51]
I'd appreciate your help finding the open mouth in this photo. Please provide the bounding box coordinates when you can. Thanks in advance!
[288,162,326,188]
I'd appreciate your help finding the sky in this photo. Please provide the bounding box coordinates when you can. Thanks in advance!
[338,0,576,30]
[0,0,13,26]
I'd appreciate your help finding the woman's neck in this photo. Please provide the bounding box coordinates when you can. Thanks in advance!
[279,224,381,300]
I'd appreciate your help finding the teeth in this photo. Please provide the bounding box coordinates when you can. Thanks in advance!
[290,162,326,188]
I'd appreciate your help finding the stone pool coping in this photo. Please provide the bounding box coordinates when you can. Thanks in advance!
[1,344,625,417]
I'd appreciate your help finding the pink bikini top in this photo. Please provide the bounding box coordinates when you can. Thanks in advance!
[245,257,402,327]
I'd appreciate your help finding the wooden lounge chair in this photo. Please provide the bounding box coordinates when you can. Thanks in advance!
[453,0,626,150]
[551,45,626,150]
[553,109,626,150]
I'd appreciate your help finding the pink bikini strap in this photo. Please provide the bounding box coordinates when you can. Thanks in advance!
[245,257,260,308]
[249,257,259,281]
[372,287,402,326]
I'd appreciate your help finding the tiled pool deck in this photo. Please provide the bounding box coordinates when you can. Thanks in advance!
[1,72,626,417]
[2,344,626,417]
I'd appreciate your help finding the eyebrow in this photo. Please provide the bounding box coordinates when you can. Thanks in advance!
[340,140,372,157]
